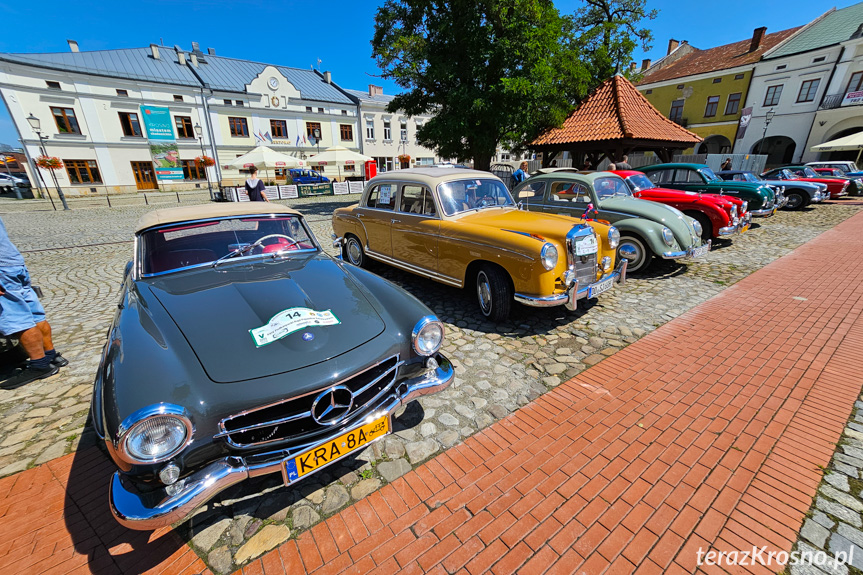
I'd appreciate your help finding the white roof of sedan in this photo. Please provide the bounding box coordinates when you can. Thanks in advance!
[135,203,301,233]
[369,167,500,187]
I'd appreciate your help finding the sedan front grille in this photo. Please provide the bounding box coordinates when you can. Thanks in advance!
[217,355,400,448]
[567,225,599,287]
[574,252,598,286]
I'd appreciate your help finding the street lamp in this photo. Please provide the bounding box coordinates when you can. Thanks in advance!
[194,123,213,200]
[26,113,68,210]
[312,128,321,155]
[757,108,776,158]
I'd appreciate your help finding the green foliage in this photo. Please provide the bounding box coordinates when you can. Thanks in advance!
[571,0,659,79]
[372,0,593,170]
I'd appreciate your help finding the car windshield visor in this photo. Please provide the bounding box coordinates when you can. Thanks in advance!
[437,179,514,216]
[141,215,318,276]
[625,174,653,192]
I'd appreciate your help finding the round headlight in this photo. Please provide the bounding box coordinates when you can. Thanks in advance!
[540,243,558,271]
[123,412,190,463]
[608,227,620,249]
[413,316,444,356]
[691,219,702,238]
[661,227,674,246]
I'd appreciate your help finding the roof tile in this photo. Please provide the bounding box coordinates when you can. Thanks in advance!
[532,76,701,147]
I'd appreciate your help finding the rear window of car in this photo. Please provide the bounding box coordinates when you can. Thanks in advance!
[140,216,315,276]
[365,184,396,210]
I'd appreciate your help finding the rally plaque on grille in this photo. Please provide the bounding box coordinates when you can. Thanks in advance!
[282,415,389,484]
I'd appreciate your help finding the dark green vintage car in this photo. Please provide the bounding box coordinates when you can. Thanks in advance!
[640,163,780,217]
[513,171,709,273]
[93,203,454,530]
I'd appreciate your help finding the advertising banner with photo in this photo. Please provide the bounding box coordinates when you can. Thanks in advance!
[333,182,350,195]
[735,107,753,140]
[348,181,365,195]
[140,106,184,180]
[279,185,299,199]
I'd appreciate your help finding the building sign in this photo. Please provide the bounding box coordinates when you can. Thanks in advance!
[140,105,183,180]
[842,91,863,106]
[736,107,753,140]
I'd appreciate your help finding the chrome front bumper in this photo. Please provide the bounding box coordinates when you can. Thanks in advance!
[661,239,711,260]
[749,205,777,217]
[110,354,455,530]
[718,224,738,236]
[514,259,627,308]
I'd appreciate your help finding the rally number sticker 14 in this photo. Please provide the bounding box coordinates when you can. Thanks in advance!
[250,307,340,347]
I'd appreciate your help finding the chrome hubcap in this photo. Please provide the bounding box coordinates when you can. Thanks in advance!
[347,240,362,264]
[787,194,802,208]
[477,272,492,315]
[619,241,644,269]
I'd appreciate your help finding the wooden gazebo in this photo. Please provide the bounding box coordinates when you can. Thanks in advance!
[530,75,702,167]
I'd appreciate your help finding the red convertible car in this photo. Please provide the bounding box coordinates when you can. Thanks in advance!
[614,170,748,241]
[762,167,851,199]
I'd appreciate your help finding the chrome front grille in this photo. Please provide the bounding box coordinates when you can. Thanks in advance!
[217,355,401,448]
[566,224,599,287]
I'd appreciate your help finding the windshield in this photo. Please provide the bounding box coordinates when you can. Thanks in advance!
[141,215,317,276]
[699,167,722,182]
[741,172,761,183]
[595,176,633,199]
[801,167,820,178]
[625,174,654,192]
[437,178,514,215]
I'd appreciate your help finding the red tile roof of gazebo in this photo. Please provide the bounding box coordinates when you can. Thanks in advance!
[532,75,701,147]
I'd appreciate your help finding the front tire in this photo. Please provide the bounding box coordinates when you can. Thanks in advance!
[785,191,805,210]
[617,234,652,274]
[475,265,512,322]
[343,235,367,268]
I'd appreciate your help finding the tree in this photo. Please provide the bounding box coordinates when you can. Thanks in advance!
[372,0,591,171]
[571,0,658,80]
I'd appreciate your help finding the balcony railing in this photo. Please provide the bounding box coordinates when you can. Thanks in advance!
[819,93,863,110]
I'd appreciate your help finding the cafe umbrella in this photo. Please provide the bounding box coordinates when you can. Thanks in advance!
[307,146,373,181]
[228,146,305,182]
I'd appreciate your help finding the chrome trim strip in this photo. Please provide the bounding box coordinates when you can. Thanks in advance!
[365,250,463,287]
[110,354,455,530]
[439,236,535,261]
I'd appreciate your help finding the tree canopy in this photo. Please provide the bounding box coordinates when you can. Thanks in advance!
[371,0,657,169]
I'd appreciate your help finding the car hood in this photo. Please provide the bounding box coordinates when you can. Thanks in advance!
[760,179,821,191]
[455,207,595,241]
[147,254,386,383]
[600,196,697,246]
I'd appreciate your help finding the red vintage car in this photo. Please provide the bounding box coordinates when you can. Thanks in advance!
[613,170,749,241]
[762,167,851,198]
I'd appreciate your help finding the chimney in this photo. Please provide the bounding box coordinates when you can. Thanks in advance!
[667,39,679,55]
[177,51,187,66]
[641,59,651,71]
[191,41,200,52]
[190,53,198,67]
[368,84,383,97]
[323,71,332,84]
[150,44,160,60]
[750,27,767,52]
[629,62,637,73]
[207,47,216,55]
[67,40,79,53]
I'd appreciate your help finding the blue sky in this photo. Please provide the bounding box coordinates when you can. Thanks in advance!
[0,0,852,146]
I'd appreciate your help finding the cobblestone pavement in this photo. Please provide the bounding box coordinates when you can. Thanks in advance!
[0,196,861,573]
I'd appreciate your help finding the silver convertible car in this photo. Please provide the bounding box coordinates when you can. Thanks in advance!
[92,203,453,529]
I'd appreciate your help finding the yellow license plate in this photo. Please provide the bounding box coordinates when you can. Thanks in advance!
[283,415,389,483]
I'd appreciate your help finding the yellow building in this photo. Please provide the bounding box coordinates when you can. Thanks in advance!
[637,28,800,154]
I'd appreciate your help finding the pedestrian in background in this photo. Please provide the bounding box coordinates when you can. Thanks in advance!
[0,216,67,389]
[617,155,632,169]
[245,166,269,202]
[720,158,733,171]
[512,161,529,184]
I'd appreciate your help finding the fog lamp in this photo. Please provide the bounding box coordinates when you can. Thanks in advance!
[159,463,180,485]
[601,256,612,272]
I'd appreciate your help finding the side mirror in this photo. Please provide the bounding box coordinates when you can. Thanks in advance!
[332,234,344,249]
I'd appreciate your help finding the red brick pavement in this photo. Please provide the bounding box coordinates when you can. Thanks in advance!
[2,210,863,575]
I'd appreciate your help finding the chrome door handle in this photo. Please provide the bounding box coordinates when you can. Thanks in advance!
[357,213,365,217]
[391,218,400,223]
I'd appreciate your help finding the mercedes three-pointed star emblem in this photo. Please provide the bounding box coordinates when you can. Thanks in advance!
[311,385,354,425]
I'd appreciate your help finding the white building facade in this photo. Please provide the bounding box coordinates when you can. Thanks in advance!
[0,42,360,196]
[736,4,863,165]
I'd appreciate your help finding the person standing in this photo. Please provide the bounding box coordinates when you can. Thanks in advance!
[245,166,269,202]
[720,158,733,171]
[617,155,632,169]
[0,216,67,389]
[512,161,529,184]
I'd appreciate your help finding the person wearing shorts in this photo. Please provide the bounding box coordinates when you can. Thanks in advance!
[0,216,67,389]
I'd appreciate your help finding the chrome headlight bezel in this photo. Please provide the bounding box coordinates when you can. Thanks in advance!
[661,227,674,246]
[540,242,558,271]
[741,201,748,213]
[608,227,620,249]
[412,315,445,357]
[690,219,702,238]
[116,403,194,465]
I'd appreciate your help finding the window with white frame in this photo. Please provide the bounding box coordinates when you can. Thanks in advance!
[383,120,392,141]
[400,121,408,142]
[365,118,375,140]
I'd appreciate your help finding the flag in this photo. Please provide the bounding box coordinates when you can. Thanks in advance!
[266,131,273,143]
[296,134,301,146]
[303,135,307,145]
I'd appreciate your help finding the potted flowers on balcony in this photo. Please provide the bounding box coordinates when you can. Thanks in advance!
[194,156,216,167]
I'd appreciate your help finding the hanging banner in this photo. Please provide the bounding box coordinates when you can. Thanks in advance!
[735,107,753,140]
[140,105,183,180]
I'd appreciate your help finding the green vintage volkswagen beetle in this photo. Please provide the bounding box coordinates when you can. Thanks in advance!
[513,171,709,273]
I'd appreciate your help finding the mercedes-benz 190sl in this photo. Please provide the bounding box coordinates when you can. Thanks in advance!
[331,168,626,322]
[92,203,454,530]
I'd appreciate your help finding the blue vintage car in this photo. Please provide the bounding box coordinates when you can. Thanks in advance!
[289,168,329,184]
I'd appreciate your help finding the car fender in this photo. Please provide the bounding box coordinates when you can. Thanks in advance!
[611,218,676,256]
[332,208,365,244]
[684,200,729,232]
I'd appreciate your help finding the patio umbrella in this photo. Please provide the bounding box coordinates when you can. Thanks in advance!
[811,132,863,165]
[308,146,373,181]
[228,146,305,182]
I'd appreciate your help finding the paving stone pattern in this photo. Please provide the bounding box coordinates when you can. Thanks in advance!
[0,196,861,573]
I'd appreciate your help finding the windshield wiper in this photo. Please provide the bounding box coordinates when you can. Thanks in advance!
[212,245,252,267]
